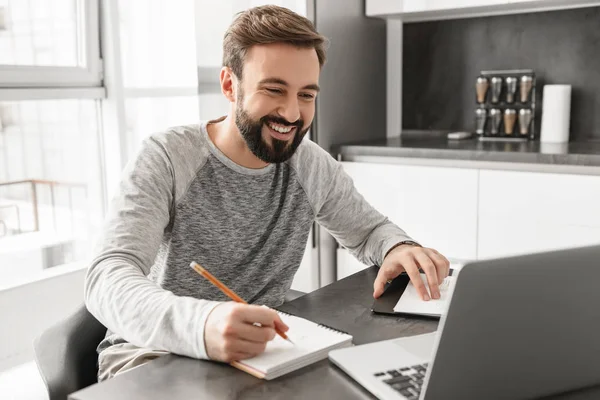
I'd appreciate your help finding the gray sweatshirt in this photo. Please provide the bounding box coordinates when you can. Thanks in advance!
[84,121,412,361]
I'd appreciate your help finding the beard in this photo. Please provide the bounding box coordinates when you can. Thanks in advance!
[235,94,309,164]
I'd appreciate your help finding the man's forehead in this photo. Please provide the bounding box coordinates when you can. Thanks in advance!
[243,43,320,86]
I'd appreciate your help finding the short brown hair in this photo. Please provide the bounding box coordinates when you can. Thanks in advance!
[223,5,327,79]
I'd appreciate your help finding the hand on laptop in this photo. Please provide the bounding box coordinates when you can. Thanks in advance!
[204,302,289,362]
[374,244,450,301]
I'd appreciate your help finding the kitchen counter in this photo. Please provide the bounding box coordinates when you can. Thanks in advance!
[334,132,600,175]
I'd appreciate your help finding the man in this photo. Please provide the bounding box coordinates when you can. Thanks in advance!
[85,5,450,381]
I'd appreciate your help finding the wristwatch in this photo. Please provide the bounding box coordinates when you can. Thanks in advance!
[384,240,421,258]
[383,240,422,283]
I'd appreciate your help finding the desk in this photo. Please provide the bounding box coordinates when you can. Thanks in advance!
[70,266,600,400]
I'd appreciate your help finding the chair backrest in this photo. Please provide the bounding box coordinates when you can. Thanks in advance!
[34,304,107,400]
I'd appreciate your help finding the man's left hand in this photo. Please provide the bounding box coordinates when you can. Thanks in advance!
[373,244,450,301]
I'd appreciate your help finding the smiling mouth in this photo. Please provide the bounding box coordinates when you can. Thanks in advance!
[265,121,296,140]
[266,121,295,133]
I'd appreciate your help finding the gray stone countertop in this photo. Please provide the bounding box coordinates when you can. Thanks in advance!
[334,131,600,167]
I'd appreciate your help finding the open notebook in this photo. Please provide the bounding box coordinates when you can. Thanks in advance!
[393,273,457,317]
[231,311,353,380]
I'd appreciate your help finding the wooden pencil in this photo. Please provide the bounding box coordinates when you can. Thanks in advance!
[190,261,292,343]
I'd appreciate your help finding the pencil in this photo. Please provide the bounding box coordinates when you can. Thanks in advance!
[190,261,293,344]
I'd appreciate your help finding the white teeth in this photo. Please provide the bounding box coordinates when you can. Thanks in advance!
[267,122,293,134]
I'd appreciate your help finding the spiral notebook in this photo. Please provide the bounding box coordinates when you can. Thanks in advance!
[231,311,353,380]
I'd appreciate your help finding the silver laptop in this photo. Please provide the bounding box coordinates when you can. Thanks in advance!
[329,245,600,400]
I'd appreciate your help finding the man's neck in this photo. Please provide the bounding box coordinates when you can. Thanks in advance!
[206,116,269,169]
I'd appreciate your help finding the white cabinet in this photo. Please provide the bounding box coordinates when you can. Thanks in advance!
[340,162,600,266]
[366,0,600,20]
[401,0,427,13]
[477,170,600,259]
[367,0,510,16]
[341,162,479,261]
[424,0,509,11]
[366,0,404,16]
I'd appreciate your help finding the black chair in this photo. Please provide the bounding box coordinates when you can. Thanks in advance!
[33,304,107,400]
[34,289,306,400]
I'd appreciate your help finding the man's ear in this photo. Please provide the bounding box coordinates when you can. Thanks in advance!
[220,67,237,102]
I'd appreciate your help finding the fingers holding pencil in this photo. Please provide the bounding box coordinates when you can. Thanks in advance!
[190,261,293,345]
[204,302,280,362]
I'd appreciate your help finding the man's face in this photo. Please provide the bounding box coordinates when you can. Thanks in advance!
[234,43,320,163]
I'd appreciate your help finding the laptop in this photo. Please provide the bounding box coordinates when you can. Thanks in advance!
[329,245,600,400]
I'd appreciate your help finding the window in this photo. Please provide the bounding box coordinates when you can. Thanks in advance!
[0,0,101,87]
[116,1,308,156]
[0,99,104,288]
[126,95,204,151]
[0,0,80,67]
[0,0,310,288]
[195,0,308,70]
[0,0,104,288]
[119,0,308,155]
[119,0,197,88]
[118,0,209,155]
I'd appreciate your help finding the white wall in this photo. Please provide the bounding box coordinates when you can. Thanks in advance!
[0,267,86,371]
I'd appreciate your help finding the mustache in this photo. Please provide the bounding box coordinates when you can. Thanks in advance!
[261,115,304,130]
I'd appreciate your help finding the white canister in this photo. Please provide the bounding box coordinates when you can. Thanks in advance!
[540,84,572,143]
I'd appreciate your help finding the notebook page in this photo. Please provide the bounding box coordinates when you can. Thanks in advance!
[393,273,457,316]
[239,313,352,373]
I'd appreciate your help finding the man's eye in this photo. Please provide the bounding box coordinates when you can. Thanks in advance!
[300,93,315,100]
[266,88,283,94]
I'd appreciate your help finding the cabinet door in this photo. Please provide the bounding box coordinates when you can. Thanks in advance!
[366,0,407,15]
[337,248,371,280]
[402,0,428,12]
[425,0,509,11]
[478,170,600,259]
[366,0,586,17]
[291,228,319,293]
[341,162,479,261]
[368,0,511,15]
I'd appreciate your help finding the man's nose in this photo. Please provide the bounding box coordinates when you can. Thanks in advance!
[277,97,301,124]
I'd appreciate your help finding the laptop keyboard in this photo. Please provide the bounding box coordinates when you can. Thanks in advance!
[373,362,428,400]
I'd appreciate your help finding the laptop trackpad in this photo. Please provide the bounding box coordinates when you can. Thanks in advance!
[392,332,437,360]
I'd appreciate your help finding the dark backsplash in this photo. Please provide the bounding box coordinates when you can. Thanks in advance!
[402,6,600,141]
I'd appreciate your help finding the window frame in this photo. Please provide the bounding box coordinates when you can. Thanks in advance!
[0,0,108,286]
[0,0,102,88]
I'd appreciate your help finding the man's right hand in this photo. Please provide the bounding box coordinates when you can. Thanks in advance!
[204,302,289,362]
